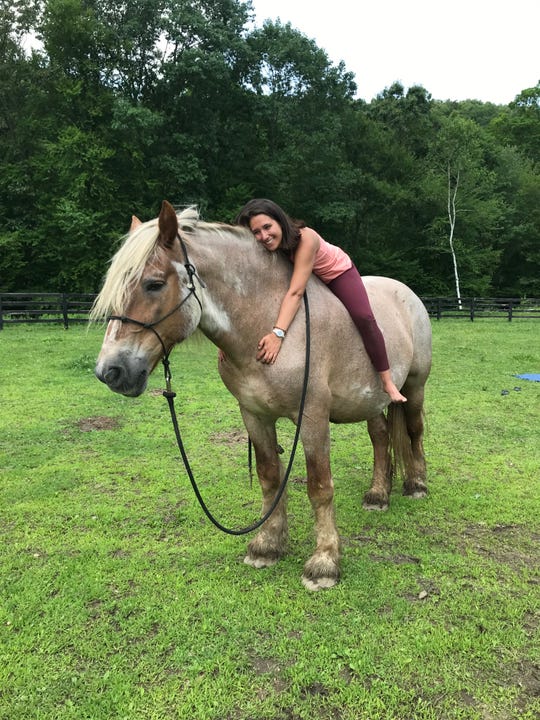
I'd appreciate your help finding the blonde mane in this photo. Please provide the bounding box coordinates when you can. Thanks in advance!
[90,207,201,320]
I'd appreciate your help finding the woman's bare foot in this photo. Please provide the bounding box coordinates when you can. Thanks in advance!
[379,370,407,403]
[386,385,407,403]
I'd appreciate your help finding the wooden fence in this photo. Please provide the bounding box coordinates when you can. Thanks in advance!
[0,293,96,330]
[421,297,540,321]
[0,293,539,329]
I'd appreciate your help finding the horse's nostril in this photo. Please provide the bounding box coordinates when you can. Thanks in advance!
[104,366,123,385]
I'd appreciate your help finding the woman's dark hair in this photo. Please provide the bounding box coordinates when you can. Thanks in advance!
[235,199,304,254]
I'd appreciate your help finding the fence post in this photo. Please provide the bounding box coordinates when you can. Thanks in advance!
[508,301,513,322]
[62,293,69,329]
[0,296,3,331]
[470,298,475,322]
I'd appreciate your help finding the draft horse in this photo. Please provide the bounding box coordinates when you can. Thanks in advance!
[93,201,432,590]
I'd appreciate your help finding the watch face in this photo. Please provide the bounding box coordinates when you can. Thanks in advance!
[273,328,285,338]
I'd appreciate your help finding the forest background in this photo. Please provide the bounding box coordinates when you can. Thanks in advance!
[1,0,539,298]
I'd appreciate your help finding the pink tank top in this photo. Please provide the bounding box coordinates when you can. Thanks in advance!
[309,229,352,283]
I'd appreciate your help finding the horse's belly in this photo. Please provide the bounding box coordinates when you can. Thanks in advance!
[328,386,388,423]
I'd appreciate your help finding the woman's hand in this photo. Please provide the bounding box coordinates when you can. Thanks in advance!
[256,333,283,364]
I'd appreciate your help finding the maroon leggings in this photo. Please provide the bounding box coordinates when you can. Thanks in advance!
[327,265,389,372]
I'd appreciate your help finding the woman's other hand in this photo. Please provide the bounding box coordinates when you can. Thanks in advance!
[256,333,283,364]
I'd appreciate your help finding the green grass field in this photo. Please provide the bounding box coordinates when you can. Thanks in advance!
[1,321,538,720]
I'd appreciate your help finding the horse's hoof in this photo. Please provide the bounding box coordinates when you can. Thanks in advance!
[245,534,286,569]
[302,553,340,591]
[302,575,338,591]
[244,554,279,569]
[362,501,389,511]
[362,490,389,511]
[403,481,428,498]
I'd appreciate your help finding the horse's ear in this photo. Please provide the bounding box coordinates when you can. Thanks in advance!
[158,200,178,249]
[130,215,142,233]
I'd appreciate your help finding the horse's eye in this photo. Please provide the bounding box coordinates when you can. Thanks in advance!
[145,280,165,293]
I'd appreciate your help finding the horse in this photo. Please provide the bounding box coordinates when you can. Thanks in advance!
[92,200,432,590]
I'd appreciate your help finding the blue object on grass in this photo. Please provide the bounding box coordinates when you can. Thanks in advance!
[514,373,540,382]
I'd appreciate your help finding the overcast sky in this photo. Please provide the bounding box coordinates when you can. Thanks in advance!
[250,0,539,104]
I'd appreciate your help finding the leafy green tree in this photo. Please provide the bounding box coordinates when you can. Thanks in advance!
[421,112,505,296]
[368,82,434,158]
[0,1,538,299]
[336,83,437,290]
[491,82,540,167]
[1,0,256,289]
[223,19,359,235]
[490,146,540,296]
[0,2,50,290]
[143,0,257,212]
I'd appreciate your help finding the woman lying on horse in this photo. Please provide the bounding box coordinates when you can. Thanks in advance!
[235,199,407,404]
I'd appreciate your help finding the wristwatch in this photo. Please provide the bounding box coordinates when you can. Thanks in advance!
[272,327,286,339]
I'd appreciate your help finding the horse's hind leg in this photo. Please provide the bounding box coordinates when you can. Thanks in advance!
[399,381,428,498]
[240,409,288,568]
[362,413,393,511]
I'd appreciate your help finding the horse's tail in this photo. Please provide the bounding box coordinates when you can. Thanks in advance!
[387,403,414,480]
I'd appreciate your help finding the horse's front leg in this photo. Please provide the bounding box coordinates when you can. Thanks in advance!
[301,417,341,590]
[240,409,288,568]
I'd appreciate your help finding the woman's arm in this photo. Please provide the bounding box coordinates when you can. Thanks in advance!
[256,229,319,364]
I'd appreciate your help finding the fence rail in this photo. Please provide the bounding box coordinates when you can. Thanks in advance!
[0,293,539,329]
[422,297,540,321]
[0,293,96,330]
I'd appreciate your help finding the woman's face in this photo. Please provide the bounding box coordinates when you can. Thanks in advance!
[249,214,283,252]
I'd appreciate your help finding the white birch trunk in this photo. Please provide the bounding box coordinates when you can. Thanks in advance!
[447,163,462,310]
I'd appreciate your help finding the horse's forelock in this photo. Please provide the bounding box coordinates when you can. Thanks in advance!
[90,220,160,321]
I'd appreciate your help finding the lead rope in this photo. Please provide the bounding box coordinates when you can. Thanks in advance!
[163,293,311,536]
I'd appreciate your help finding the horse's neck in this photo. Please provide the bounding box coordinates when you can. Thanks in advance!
[192,233,289,355]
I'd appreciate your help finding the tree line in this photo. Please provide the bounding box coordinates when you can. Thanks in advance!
[1,0,539,298]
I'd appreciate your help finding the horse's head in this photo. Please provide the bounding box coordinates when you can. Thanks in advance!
[93,201,203,396]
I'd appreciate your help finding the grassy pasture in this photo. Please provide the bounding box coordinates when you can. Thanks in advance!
[0,321,538,720]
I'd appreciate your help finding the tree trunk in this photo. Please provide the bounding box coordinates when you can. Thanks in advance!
[447,163,462,309]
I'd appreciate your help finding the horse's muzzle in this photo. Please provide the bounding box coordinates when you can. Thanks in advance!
[94,356,149,397]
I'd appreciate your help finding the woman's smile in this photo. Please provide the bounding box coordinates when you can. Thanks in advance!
[249,214,283,251]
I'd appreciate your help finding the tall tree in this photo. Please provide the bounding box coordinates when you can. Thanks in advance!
[422,111,505,297]
[491,81,540,167]
[342,83,437,290]
[490,145,540,296]
[0,2,51,289]
[232,19,358,229]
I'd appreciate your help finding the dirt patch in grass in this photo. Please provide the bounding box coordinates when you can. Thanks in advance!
[512,659,540,700]
[459,523,540,574]
[76,416,120,431]
[208,429,248,446]
[247,651,290,701]
[458,523,540,711]
[369,553,422,565]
